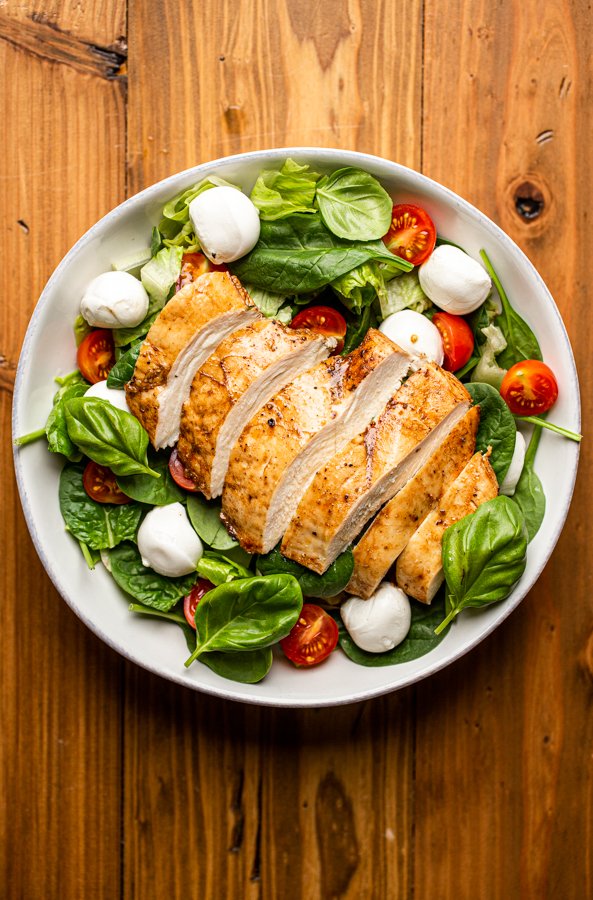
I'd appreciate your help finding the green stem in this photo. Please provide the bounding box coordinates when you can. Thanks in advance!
[517,415,581,443]
[184,645,204,668]
[129,604,187,626]
[434,606,459,636]
[55,370,82,386]
[480,248,511,315]
[79,540,97,569]
[455,356,479,380]
[14,427,46,447]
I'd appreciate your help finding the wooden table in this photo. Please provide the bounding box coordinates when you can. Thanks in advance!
[3,2,591,897]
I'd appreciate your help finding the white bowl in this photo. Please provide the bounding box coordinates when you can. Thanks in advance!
[12,148,580,707]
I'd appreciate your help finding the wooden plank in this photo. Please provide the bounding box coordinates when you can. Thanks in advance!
[124,2,423,897]
[1,5,126,898]
[417,2,593,897]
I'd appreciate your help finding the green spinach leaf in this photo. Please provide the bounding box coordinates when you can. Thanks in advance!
[342,304,377,354]
[59,464,143,550]
[117,453,184,506]
[465,382,516,483]
[184,574,302,665]
[199,648,274,684]
[106,343,141,388]
[316,167,393,240]
[46,381,89,460]
[64,397,158,478]
[186,495,239,551]
[480,249,542,367]
[110,542,196,610]
[435,496,528,634]
[250,158,320,220]
[230,215,411,295]
[511,427,545,542]
[257,547,354,599]
[335,592,450,666]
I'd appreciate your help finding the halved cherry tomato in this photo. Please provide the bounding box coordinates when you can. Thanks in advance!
[76,329,116,384]
[290,305,347,354]
[500,360,558,415]
[280,603,339,667]
[168,448,200,492]
[82,461,130,505]
[433,312,475,372]
[383,203,436,266]
[176,252,228,291]
[183,578,215,629]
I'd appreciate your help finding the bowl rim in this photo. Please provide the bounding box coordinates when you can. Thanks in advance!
[12,146,581,707]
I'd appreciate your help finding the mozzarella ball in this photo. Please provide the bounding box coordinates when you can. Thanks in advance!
[85,379,130,413]
[81,271,149,329]
[418,245,491,315]
[137,503,203,577]
[189,186,260,263]
[499,431,526,497]
[379,309,444,365]
[341,583,412,653]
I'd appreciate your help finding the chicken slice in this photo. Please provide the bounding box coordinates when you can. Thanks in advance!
[395,452,499,603]
[221,330,413,554]
[281,365,471,574]
[346,406,480,598]
[125,271,258,447]
[176,318,335,498]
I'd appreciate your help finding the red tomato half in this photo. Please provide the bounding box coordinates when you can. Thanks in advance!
[280,604,339,667]
[290,305,347,354]
[383,203,436,266]
[82,461,130,505]
[76,329,116,384]
[500,360,558,415]
[176,252,228,291]
[433,312,475,372]
[183,578,215,629]
[168,448,199,492]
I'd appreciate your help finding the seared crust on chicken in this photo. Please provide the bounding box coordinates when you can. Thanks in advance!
[346,407,480,598]
[280,365,471,574]
[176,318,334,498]
[221,329,413,554]
[395,452,499,603]
[125,271,257,446]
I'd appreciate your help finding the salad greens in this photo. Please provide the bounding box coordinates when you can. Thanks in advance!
[17,155,577,686]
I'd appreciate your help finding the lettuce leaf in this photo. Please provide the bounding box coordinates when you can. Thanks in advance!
[330,261,386,314]
[250,159,320,220]
[158,175,240,249]
[379,270,432,319]
[140,246,183,305]
[245,285,289,318]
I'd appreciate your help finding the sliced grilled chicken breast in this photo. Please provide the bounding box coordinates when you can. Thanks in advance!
[395,452,499,603]
[280,365,471,574]
[347,406,480,598]
[176,319,335,498]
[221,330,413,554]
[125,271,258,447]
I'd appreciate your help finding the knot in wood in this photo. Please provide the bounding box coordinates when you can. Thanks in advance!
[514,181,545,221]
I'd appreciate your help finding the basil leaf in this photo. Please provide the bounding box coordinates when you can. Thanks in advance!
[117,454,184,506]
[465,383,516,483]
[316,167,393,240]
[435,496,528,634]
[250,158,320,220]
[257,547,354,599]
[64,397,158,478]
[200,648,273,684]
[196,550,251,585]
[184,574,303,665]
[59,464,143,550]
[230,215,411,295]
[110,542,196,611]
[106,343,141,389]
[46,381,89,460]
[186,495,239,550]
[480,250,542,367]
[511,427,545,542]
[335,592,450,666]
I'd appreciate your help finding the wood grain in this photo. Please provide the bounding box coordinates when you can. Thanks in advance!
[3,0,593,897]
[0,3,126,899]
